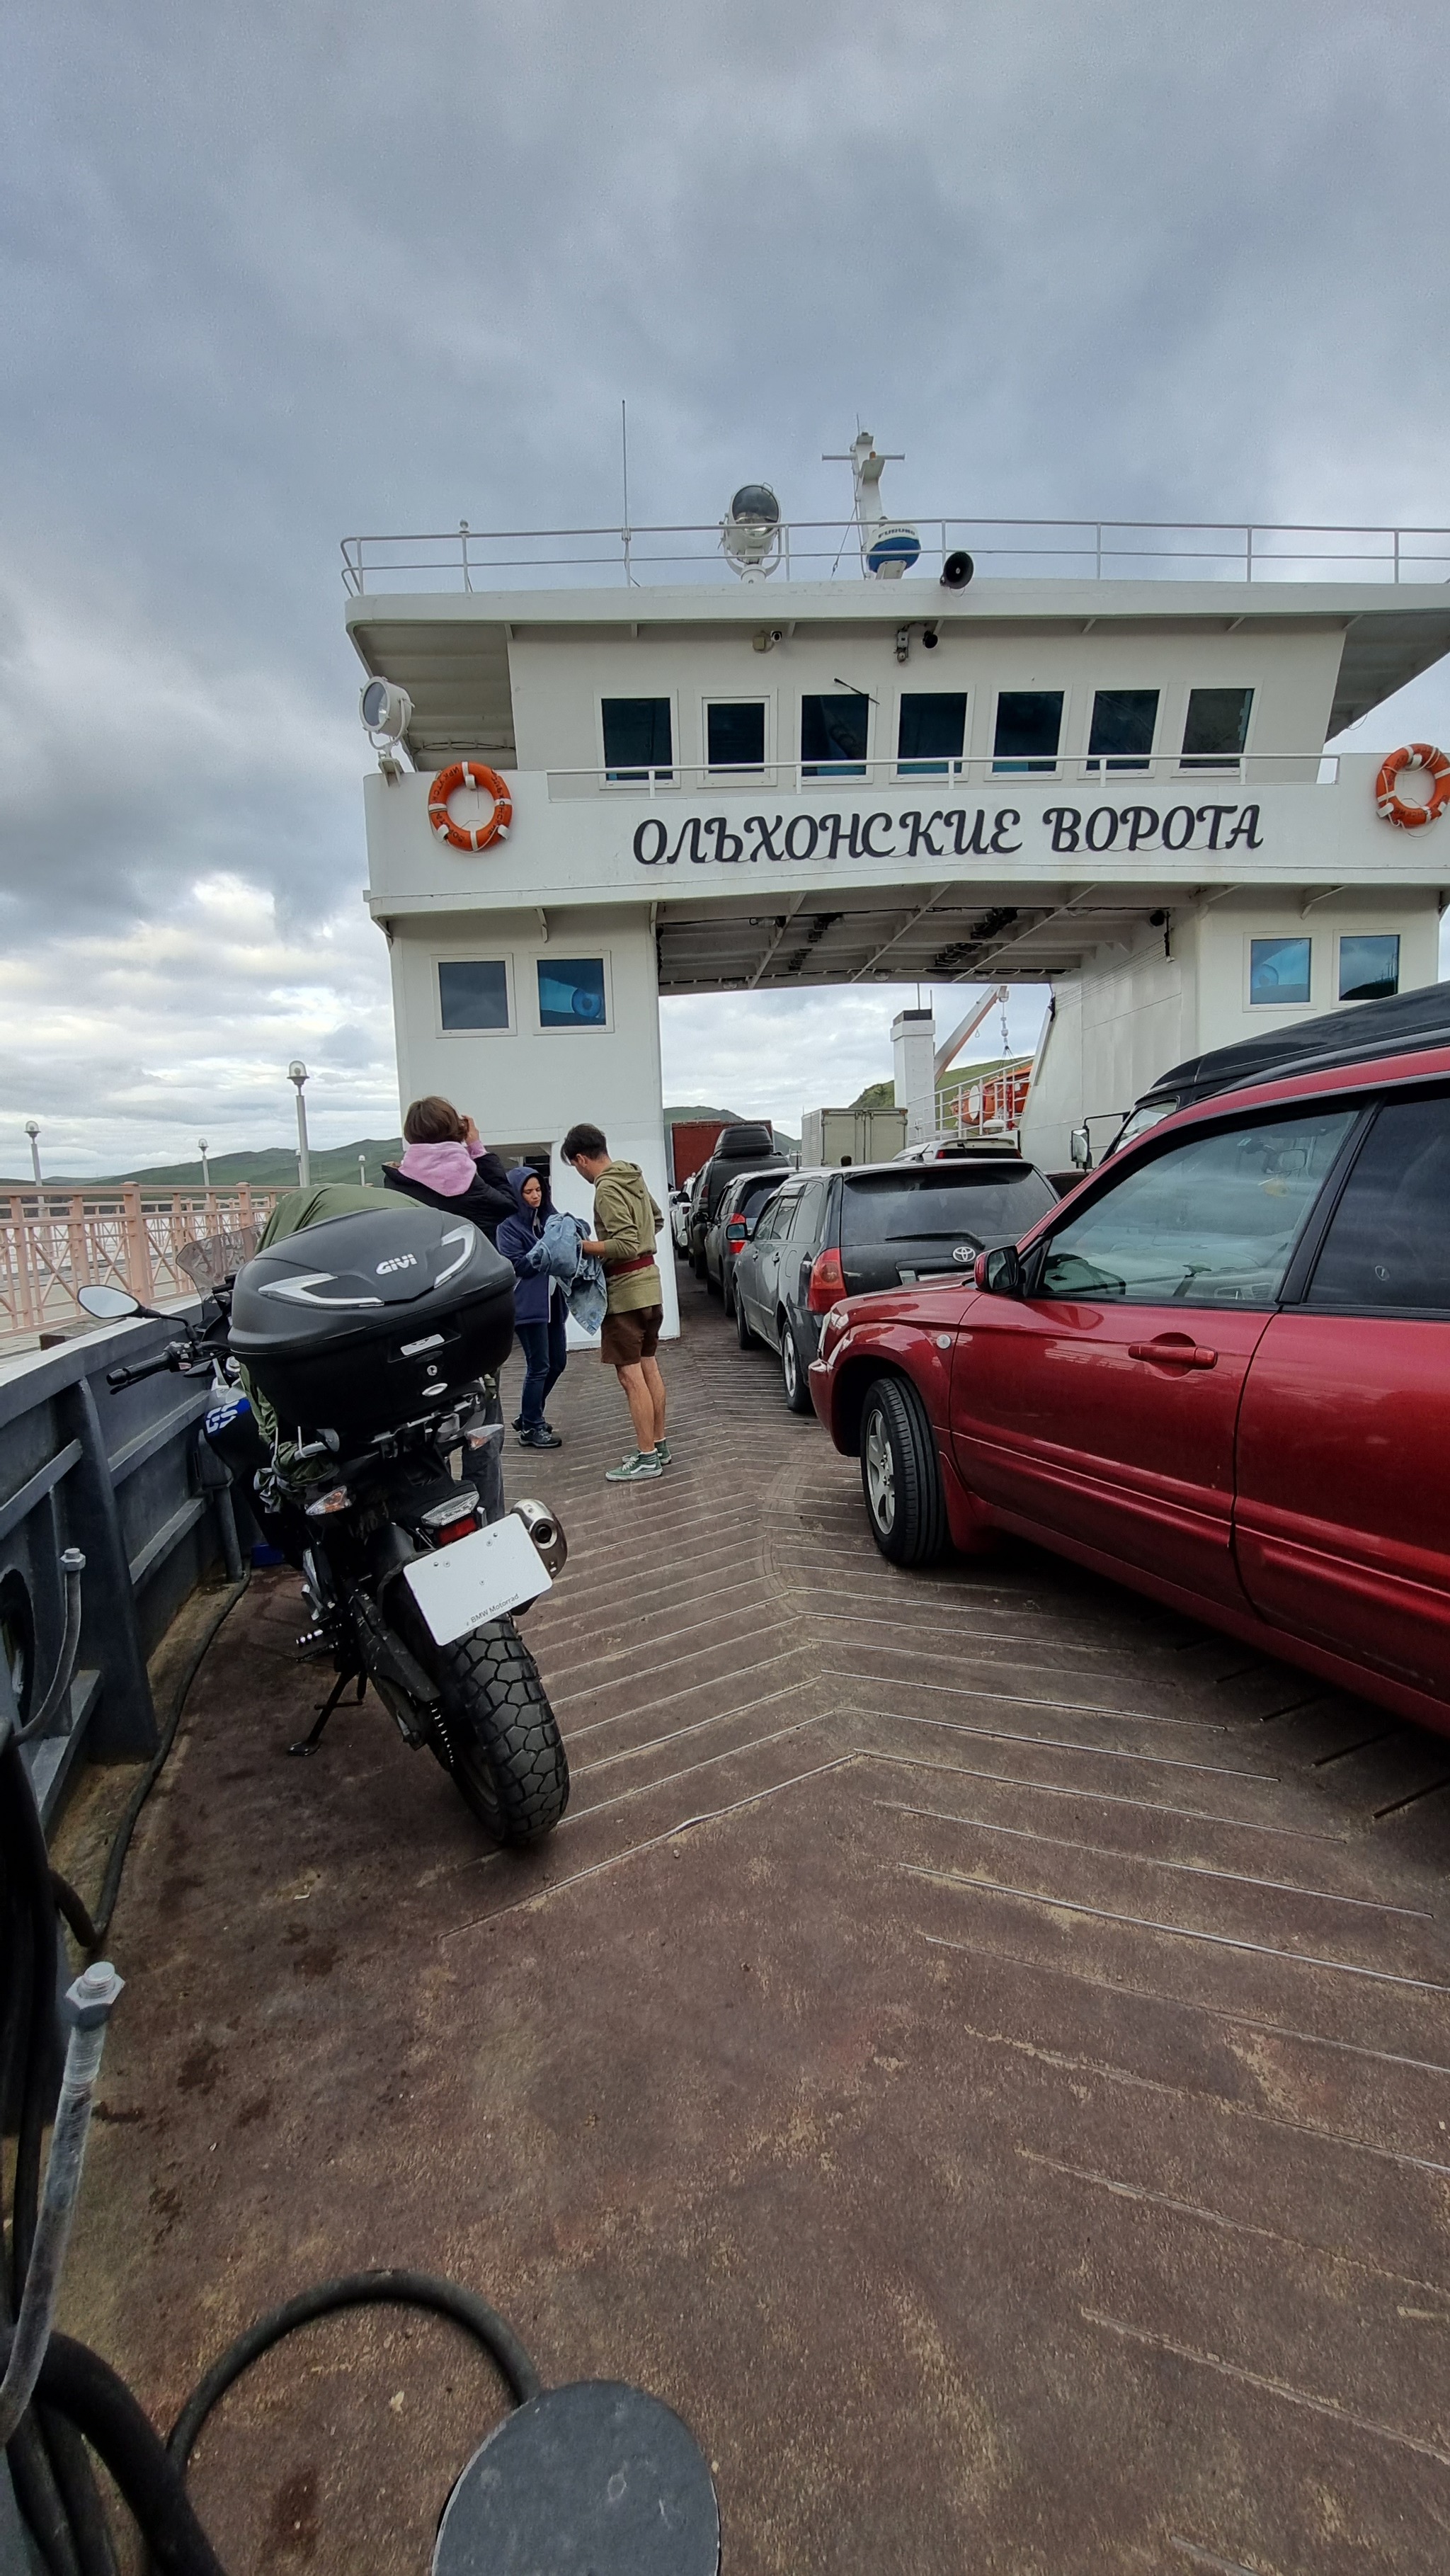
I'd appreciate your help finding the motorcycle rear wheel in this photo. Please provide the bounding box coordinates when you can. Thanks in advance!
[427,1616,569,1846]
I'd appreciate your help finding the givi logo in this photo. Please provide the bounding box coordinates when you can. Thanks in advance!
[376,1253,418,1276]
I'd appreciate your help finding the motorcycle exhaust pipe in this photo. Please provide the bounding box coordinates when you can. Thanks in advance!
[510,1498,567,1579]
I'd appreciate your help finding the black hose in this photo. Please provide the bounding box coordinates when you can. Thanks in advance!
[36,2403,119,2576]
[84,1568,249,1950]
[167,2267,541,2470]
[0,2331,227,2576]
[48,1875,101,1958]
[3,1735,62,2294]
[7,2412,82,2576]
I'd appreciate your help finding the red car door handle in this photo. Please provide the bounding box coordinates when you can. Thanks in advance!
[1128,1338,1218,1371]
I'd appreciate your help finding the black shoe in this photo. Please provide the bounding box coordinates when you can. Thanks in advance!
[518,1425,561,1449]
[512,1414,526,1432]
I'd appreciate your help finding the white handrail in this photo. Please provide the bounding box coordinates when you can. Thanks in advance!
[341,517,1450,596]
[542,751,1344,800]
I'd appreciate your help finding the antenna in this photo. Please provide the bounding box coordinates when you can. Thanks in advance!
[822,430,917,579]
[620,399,639,587]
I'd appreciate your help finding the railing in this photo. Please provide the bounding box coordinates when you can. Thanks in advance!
[544,751,1344,801]
[937,1061,1034,1141]
[0,1309,245,1817]
[342,518,1450,596]
[1,1187,277,1347]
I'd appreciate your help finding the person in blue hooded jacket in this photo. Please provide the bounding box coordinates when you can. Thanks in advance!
[496,1163,569,1449]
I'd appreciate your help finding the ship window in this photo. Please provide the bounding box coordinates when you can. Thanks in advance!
[801,693,869,777]
[1339,933,1400,1001]
[438,959,510,1032]
[993,691,1063,773]
[1182,686,1252,769]
[707,700,766,770]
[602,697,673,781]
[897,693,966,776]
[1249,937,1311,1006]
[537,957,608,1030]
[1088,688,1158,773]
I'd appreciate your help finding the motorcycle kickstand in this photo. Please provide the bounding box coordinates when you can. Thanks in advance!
[287,1665,362,1758]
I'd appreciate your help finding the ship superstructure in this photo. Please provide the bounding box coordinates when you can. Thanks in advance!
[347,451,1450,1243]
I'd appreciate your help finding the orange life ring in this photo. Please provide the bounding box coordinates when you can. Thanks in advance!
[428,760,513,851]
[1374,742,1450,830]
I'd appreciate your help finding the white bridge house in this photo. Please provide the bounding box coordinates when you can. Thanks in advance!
[347,479,1450,1318]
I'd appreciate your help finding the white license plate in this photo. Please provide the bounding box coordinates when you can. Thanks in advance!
[401,1515,552,1646]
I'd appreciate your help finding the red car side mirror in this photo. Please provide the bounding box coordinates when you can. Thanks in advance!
[975,1245,1026,1297]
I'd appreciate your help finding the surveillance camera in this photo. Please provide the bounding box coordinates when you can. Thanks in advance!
[922,625,940,650]
[360,678,413,743]
[752,628,784,654]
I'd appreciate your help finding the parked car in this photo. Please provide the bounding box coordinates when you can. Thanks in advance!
[733,1153,1058,1413]
[1079,977,1450,1172]
[687,1122,779,1277]
[704,1163,789,1308]
[892,1137,1038,1164]
[810,1029,1450,1738]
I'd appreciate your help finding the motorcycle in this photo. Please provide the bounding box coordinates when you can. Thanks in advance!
[76,1199,570,1847]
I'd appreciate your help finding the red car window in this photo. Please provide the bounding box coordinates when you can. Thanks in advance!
[1306,1093,1450,1312]
[1037,1109,1356,1307]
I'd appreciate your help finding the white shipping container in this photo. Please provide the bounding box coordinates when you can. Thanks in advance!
[800,1106,908,1166]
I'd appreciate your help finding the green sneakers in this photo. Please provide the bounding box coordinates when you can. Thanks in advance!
[605,1449,663,1483]
[655,1439,671,1466]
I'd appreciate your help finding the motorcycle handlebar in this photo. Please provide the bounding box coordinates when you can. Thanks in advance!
[105,1349,183,1391]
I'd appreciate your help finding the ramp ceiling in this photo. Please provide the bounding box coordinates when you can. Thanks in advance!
[651,882,1187,993]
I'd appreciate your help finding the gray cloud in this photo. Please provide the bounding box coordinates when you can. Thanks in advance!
[3,0,1449,1168]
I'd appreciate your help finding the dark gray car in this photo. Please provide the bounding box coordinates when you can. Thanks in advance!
[704,1164,788,1307]
[732,1154,1058,1411]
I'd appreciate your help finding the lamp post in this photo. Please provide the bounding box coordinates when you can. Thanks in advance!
[25,1122,40,1187]
[358,1154,367,1187]
[199,1137,211,1193]
[287,1061,310,1187]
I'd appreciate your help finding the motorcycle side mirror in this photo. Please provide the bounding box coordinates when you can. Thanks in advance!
[1070,1126,1092,1170]
[974,1245,1026,1298]
[76,1284,143,1321]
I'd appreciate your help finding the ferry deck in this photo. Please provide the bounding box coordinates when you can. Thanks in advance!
[52,1267,1450,2575]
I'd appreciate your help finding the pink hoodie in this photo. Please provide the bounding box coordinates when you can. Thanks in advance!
[397,1139,484,1198]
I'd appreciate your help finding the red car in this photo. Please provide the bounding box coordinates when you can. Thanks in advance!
[810,1028,1450,1737]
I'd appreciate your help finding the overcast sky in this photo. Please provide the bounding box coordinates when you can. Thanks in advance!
[4,1,1449,1173]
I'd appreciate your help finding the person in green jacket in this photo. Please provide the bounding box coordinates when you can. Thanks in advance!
[562,1122,670,1483]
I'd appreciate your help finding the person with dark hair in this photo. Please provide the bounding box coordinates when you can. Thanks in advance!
[561,1121,668,1483]
[496,1163,567,1449]
[383,1095,515,1243]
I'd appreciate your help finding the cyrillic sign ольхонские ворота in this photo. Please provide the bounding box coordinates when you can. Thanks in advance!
[631,803,1266,867]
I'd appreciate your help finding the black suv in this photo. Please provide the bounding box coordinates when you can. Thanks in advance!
[687,1123,780,1277]
[731,1153,1058,1410]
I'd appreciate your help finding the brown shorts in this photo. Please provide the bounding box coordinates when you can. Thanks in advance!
[600,1304,663,1367]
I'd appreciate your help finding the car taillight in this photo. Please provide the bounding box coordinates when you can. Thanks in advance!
[806,1248,846,1311]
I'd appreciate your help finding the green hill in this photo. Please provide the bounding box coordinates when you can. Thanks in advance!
[1,1139,404,1191]
[4,1118,805,1190]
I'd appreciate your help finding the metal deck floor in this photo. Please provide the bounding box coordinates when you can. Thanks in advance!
[62,1270,1450,2573]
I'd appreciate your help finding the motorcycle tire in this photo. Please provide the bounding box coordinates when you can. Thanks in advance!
[426,1615,569,1846]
